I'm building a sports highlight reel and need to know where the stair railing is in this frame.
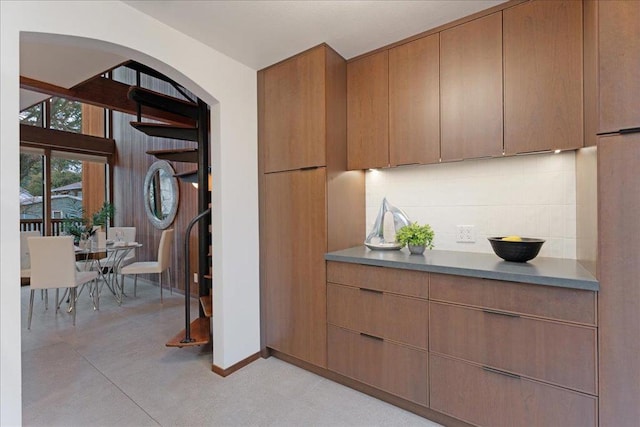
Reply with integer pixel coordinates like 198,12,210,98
181,207,212,343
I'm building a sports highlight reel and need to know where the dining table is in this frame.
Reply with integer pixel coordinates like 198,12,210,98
75,241,142,308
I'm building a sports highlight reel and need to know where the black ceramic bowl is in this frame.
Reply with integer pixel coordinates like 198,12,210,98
488,237,545,262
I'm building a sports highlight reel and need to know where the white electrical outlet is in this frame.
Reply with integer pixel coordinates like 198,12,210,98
193,273,198,283
456,225,475,243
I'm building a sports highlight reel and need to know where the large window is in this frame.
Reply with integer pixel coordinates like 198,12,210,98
19,97,109,235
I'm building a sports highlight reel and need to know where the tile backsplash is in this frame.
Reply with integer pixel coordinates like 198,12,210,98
366,151,577,259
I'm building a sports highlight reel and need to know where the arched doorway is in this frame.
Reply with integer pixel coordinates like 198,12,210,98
1,3,260,423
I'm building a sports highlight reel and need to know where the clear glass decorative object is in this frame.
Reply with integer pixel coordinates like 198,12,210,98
365,197,411,250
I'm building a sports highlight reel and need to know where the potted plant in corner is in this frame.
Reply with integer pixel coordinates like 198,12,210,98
396,222,435,255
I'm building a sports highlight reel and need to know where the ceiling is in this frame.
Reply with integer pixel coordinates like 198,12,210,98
124,0,506,70
20,35,127,110
20,0,505,109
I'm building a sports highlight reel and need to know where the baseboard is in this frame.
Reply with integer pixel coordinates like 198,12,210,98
212,352,261,377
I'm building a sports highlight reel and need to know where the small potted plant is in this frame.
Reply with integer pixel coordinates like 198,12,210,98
396,222,435,255
63,202,115,245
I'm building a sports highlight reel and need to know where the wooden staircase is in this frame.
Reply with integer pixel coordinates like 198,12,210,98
131,122,198,142
146,148,198,164
166,296,212,347
126,62,212,348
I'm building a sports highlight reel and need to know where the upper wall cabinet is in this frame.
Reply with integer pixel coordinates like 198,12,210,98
263,46,326,173
389,34,440,166
503,0,583,154
347,50,389,170
596,1,640,134
440,12,503,161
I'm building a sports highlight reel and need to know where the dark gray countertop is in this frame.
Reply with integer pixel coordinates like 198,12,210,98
325,246,599,291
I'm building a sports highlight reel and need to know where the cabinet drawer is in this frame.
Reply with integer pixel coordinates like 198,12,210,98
430,302,597,394
430,273,596,325
327,262,428,299
327,283,428,349
328,325,428,406
430,354,597,427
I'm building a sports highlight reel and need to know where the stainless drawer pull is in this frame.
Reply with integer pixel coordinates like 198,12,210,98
359,287,383,294
482,308,520,318
482,366,521,380
360,332,383,341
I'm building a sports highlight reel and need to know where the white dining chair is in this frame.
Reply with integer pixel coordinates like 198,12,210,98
20,230,40,284
27,236,99,329
97,227,137,286
121,228,174,302
105,227,137,265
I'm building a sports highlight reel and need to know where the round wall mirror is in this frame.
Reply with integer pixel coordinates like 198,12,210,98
143,160,179,229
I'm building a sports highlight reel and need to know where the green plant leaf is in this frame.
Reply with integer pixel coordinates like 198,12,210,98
396,222,435,249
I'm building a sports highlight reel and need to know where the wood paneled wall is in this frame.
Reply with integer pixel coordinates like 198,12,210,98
111,70,201,295
81,104,106,215
112,110,199,294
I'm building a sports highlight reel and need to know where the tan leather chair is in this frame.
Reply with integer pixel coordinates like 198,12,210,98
27,236,98,329
120,228,174,302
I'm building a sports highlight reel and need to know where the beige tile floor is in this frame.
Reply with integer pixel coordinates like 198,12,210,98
21,280,441,426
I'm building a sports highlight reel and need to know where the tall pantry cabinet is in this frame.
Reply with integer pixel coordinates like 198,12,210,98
587,1,640,426
258,44,365,367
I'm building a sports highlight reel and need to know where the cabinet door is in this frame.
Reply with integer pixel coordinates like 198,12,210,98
504,0,583,154
430,302,597,394
328,325,428,406
347,51,389,170
389,34,440,166
598,1,640,133
440,12,503,161
327,283,429,350
264,168,328,367
263,46,326,172
430,355,597,427
429,273,597,326
598,133,640,426
327,261,428,299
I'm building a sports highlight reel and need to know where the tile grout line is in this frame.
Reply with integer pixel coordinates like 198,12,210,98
74,348,162,426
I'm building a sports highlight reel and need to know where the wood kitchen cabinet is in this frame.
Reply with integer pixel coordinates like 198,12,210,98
327,283,429,350
430,354,597,427
347,50,389,170
389,34,440,166
326,260,600,425
328,325,428,406
429,273,599,426
429,273,597,325
585,0,640,139
263,168,328,366
596,0,640,134
326,262,429,406
259,44,365,368
598,132,640,427
430,302,597,394
262,45,326,173
503,0,583,154
440,12,503,161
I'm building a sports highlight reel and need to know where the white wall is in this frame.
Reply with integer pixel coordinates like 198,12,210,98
0,2,260,424
366,152,577,259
